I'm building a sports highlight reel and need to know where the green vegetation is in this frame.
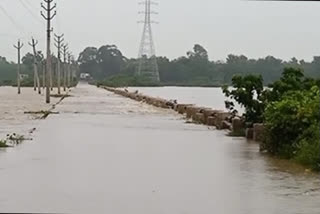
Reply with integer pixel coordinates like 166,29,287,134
98,74,160,87
78,44,320,87
0,56,17,86
223,68,320,170
222,74,265,124
264,85,319,170
0,140,9,148
0,52,43,86
0,134,26,147
0,51,78,87
2,43,320,87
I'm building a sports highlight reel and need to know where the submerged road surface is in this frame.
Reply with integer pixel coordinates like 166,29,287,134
0,84,319,214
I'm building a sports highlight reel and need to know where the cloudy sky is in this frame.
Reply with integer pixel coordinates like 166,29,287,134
1,0,320,62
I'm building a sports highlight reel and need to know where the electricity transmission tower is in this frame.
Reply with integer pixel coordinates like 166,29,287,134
41,0,56,103
137,0,160,82
54,33,64,95
13,40,23,94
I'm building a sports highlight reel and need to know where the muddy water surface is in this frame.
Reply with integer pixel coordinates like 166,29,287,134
0,84,319,214
129,86,244,113
0,87,61,139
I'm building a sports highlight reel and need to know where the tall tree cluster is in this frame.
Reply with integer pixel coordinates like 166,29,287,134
78,45,126,80
2,44,319,86
78,44,320,85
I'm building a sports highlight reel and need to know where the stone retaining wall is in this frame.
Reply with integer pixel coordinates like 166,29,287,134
101,86,265,144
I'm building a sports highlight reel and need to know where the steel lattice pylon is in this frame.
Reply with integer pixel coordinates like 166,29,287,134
137,0,160,82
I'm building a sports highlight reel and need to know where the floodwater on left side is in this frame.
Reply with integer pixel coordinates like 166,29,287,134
0,87,64,139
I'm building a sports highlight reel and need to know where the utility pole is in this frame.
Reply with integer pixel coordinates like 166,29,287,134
54,33,64,95
29,38,41,94
67,52,71,88
41,0,56,103
42,61,46,90
50,58,53,91
71,56,77,84
62,44,68,91
13,40,23,95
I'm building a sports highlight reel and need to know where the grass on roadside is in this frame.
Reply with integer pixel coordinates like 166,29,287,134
0,140,9,148
0,133,26,148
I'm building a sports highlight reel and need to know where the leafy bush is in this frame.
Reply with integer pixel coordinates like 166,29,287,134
264,87,319,158
295,123,320,170
98,74,160,87
223,68,316,125
222,74,265,125
265,67,315,102
225,67,320,170
0,140,9,148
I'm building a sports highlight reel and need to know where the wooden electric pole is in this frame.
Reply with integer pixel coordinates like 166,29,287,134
41,0,56,103
13,40,23,95
54,33,64,95
62,44,68,91
71,56,76,85
29,38,41,94
67,52,71,88
42,61,46,90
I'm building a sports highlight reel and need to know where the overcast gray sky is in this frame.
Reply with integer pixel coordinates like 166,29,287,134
1,0,320,62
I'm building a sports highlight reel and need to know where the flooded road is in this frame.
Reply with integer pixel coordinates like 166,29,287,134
0,84,319,213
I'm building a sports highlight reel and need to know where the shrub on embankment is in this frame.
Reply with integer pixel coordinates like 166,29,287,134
223,67,320,170
97,74,161,87
264,86,319,170
97,73,224,88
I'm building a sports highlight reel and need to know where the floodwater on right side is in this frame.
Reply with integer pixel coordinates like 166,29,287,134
129,86,320,212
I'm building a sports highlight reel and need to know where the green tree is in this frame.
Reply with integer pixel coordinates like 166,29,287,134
96,45,125,78
0,56,16,85
78,47,100,79
222,74,265,124
264,86,319,163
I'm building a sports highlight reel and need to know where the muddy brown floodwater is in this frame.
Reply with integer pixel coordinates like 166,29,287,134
0,87,62,139
0,83,319,214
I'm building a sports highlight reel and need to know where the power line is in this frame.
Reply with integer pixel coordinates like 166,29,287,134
0,4,25,33
18,0,43,25
25,0,35,6
0,33,20,38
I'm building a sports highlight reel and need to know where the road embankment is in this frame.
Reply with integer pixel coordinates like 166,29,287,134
100,86,266,144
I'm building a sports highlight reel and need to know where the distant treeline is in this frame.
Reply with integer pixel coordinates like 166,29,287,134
0,52,68,86
0,53,44,86
78,44,320,86
0,56,16,85
1,44,320,86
